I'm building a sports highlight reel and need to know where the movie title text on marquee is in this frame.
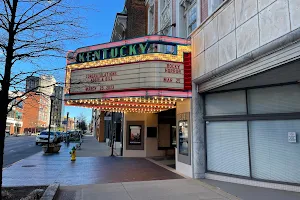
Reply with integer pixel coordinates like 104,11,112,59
70,61,185,93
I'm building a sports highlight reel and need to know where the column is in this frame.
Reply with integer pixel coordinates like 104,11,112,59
192,82,206,179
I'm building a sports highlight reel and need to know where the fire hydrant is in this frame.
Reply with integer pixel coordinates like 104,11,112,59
70,147,76,161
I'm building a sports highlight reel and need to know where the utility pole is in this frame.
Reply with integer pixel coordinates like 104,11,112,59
66,112,69,143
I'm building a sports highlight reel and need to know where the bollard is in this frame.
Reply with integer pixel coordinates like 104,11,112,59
70,146,76,161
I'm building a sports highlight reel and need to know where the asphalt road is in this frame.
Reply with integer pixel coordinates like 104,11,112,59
3,136,41,167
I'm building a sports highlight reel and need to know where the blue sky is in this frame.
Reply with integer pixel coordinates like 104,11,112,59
62,0,125,121
35,0,125,121
8,0,125,122
63,0,126,121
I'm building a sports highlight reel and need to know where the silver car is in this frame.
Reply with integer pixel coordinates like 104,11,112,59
36,131,58,145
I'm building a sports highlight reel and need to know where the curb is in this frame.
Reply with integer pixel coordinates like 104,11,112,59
40,183,60,200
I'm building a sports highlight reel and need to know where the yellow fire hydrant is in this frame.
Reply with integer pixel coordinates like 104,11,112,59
70,146,76,161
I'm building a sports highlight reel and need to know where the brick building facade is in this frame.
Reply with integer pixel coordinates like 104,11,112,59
22,92,50,133
125,0,146,39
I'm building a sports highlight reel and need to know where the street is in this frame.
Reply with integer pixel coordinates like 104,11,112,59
3,136,41,167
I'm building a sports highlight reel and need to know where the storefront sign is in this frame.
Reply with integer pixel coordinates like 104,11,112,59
70,61,185,94
76,43,150,63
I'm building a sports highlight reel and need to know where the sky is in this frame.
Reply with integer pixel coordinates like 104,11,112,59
13,0,126,122
62,0,125,121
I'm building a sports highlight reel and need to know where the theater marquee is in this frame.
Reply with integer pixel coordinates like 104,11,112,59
65,35,192,112
70,61,185,94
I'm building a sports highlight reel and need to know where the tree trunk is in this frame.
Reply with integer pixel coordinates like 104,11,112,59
0,97,8,199
0,1,18,198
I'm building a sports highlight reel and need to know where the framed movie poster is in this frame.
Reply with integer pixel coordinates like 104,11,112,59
129,125,142,145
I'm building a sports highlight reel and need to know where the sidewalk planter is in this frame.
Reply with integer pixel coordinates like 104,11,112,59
42,144,62,153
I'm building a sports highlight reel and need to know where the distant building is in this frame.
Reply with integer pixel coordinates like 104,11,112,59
26,75,56,96
63,116,74,132
6,91,24,134
23,75,57,133
22,92,50,133
51,86,64,128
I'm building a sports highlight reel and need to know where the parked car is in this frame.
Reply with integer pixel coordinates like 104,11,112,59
36,131,58,145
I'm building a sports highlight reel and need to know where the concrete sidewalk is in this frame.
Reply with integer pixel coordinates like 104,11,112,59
3,137,183,187
76,136,111,157
202,179,300,200
56,179,240,200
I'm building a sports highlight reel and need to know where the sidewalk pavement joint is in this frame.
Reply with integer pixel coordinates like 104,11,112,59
121,182,134,200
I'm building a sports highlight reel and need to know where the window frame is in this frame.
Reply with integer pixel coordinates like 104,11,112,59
186,3,197,36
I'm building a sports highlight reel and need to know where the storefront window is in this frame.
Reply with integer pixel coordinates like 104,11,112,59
178,120,189,156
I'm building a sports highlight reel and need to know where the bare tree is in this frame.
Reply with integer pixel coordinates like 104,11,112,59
0,0,88,194
76,112,87,131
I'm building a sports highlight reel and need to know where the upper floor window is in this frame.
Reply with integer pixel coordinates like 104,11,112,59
180,0,198,37
208,0,223,16
187,4,197,35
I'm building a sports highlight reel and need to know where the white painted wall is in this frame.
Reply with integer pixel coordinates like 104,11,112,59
145,113,166,157
191,0,300,81
175,147,193,177
176,99,193,178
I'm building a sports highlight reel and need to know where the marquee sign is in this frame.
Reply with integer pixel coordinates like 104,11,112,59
75,41,179,64
76,43,156,63
65,35,192,100
69,61,185,94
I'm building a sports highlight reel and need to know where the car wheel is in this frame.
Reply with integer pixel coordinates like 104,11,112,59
36,142,38,145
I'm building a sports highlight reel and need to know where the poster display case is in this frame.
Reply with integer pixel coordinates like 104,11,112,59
177,112,191,165
129,125,142,145
126,121,144,150
178,121,189,156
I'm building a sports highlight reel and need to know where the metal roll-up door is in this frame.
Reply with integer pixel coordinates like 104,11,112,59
249,120,300,184
207,121,250,177
205,90,247,116
248,84,300,114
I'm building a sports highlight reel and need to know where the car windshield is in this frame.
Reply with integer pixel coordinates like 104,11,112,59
40,132,54,136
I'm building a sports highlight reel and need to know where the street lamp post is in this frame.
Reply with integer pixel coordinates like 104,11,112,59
47,95,55,152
